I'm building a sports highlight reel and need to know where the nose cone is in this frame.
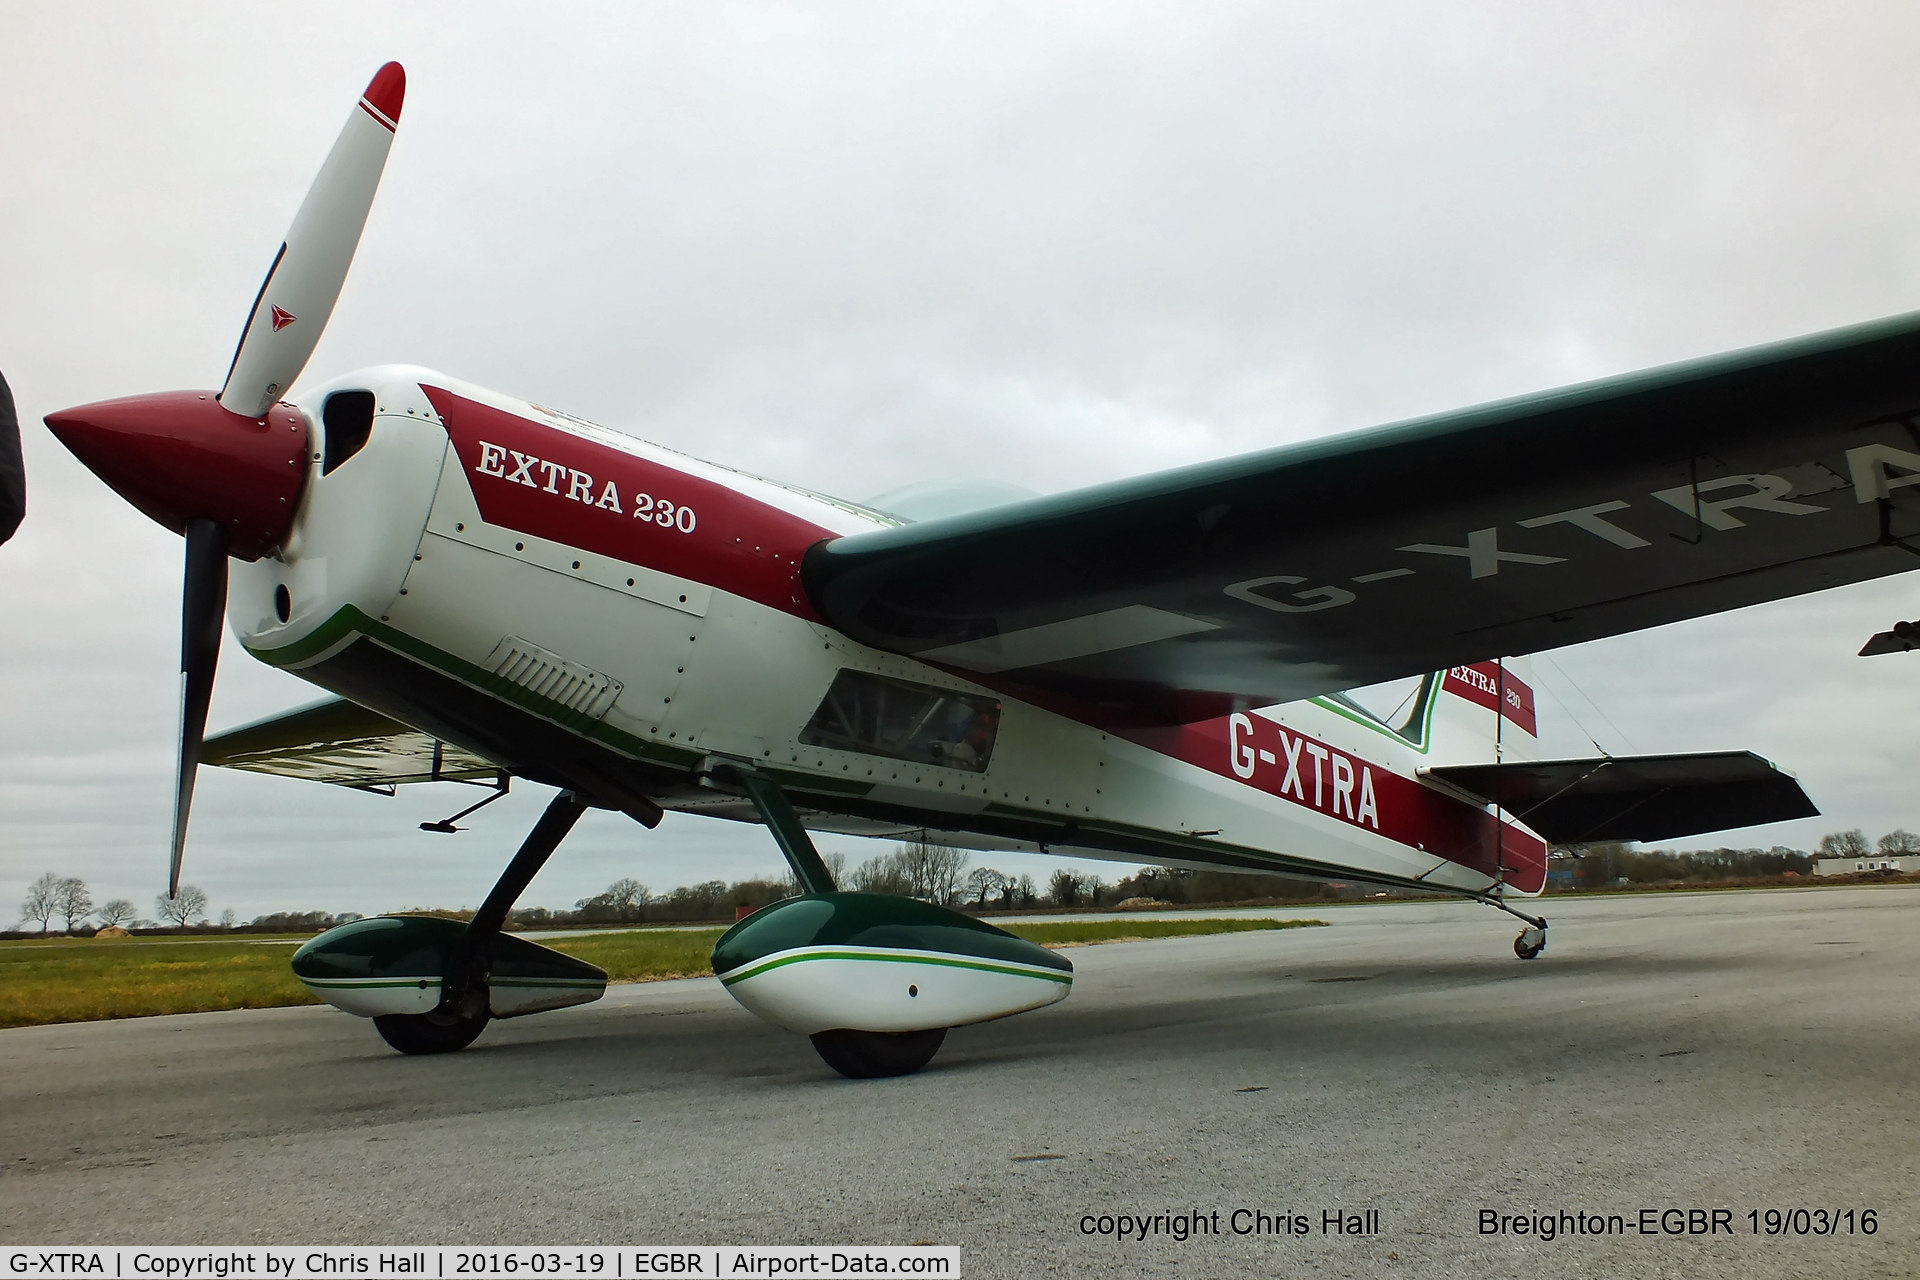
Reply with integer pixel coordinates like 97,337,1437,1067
46,391,308,560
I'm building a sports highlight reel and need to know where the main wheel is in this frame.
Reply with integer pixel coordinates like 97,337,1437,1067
810,1027,947,1079
373,1010,488,1055
1514,934,1545,960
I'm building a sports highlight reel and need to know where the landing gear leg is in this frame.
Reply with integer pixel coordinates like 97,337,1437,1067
703,762,948,1079
702,761,837,894
1477,892,1548,961
375,789,591,1056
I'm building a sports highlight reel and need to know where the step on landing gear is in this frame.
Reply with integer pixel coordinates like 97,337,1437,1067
376,789,591,1055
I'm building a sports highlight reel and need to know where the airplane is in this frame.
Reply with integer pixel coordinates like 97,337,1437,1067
42,62,1920,1078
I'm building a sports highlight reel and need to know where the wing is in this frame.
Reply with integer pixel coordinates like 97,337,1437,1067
804,313,1920,721
202,697,502,791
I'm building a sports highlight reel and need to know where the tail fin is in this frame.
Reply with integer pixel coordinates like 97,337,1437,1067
1426,657,1539,767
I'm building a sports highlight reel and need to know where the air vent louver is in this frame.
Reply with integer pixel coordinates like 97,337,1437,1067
484,636,623,721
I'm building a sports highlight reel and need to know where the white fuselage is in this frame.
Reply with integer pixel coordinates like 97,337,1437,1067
231,366,1547,897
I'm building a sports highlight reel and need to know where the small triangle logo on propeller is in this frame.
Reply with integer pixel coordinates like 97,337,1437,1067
269,305,297,332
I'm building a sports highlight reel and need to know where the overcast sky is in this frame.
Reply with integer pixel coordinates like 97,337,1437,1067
5,2,1920,922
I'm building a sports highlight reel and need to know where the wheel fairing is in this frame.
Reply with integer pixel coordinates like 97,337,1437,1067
712,892,1072,975
712,893,1071,1035
292,915,606,1018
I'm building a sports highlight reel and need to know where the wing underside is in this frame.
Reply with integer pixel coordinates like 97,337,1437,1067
202,696,501,790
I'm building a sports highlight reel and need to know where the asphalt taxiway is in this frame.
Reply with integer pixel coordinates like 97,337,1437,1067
3,886,1916,1279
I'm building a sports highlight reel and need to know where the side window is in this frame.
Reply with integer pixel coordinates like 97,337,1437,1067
322,390,376,474
800,670,1000,773
1324,673,1438,747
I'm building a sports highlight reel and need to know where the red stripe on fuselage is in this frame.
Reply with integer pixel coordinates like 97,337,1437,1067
1126,713,1548,893
422,386,832,620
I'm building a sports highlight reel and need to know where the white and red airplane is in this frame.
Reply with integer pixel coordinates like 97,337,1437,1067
44,64,1920,1076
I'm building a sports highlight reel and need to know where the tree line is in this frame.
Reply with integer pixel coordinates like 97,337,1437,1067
17,827,1919,936
1815,829,1919,859
1561,829,1919,888
550,844,1348,926
9,873,363,936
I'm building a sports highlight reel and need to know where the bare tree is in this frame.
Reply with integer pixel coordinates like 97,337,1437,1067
606,877,651,909
155,885,210,928
896,840,968,904
54,878,93,933
19,872,61,933
928,846,969,904
1819,830,1872,859
219,908,237,929
966,866,1008,906
95,899,136,929
1878,829,1920,855
575,877,653,923
1048,869,1082,908
851,851,912,895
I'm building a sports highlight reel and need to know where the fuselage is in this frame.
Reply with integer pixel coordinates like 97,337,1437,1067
231,365,1548,897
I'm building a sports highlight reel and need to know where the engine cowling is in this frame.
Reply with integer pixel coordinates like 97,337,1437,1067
292,915,606,1018
711,893,1072,1035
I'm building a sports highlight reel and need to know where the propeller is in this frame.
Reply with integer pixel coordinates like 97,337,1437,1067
45,63,407,894
222,61,406,417
173,518,230,895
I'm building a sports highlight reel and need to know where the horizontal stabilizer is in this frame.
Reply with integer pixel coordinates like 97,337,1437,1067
1859,620,1919,656
1422,751,1817,844
203,697,500,790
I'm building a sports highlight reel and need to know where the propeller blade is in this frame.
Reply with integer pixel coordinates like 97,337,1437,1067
171,518,231,896
0,368,23,546
219,62,406,418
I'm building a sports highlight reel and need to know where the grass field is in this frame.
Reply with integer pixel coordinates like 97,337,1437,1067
0,937,315,1028
0,914,1326,1029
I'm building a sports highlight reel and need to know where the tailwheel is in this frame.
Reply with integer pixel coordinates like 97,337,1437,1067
1513,925,1547,961
810,1027,947,1079
374,1010,488,1055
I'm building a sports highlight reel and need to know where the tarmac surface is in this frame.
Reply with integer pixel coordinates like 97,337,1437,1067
2,886,1916,1279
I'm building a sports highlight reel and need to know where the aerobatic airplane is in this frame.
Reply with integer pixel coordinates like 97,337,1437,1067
44,63,1920,1076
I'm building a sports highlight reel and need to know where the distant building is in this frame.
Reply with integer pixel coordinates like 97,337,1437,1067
1814,855,1920,877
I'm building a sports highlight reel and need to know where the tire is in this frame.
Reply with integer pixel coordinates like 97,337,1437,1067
373,1010,488,1055
1514,935,1544,961
810,1027,947,1079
